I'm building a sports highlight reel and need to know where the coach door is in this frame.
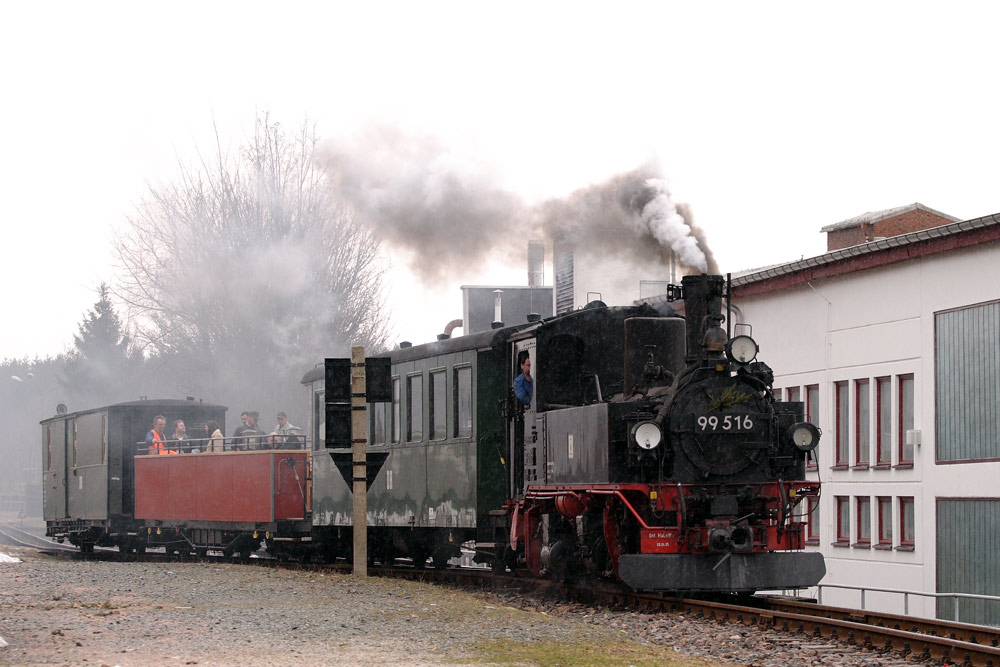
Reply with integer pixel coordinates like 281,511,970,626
42,419,69,520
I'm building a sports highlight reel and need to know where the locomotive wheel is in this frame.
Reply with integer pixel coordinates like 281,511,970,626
432,549,450,570
118,545,129,555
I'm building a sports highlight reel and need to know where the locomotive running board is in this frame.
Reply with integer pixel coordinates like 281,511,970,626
618,552,826,592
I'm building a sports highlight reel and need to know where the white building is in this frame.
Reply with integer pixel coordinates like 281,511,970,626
730,209,1000,624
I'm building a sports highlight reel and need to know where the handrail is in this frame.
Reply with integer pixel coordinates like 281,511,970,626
136,434,309,454
815,582,1000,626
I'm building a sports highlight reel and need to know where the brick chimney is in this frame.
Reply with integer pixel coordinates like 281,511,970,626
820,203,959,252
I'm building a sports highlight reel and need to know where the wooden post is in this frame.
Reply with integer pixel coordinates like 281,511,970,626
351,345,368,576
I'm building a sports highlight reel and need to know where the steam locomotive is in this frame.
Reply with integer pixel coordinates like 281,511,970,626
41,273,824,592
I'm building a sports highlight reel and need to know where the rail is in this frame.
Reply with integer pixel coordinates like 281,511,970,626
815,582,1000,626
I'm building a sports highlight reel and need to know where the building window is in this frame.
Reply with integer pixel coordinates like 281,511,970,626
855,496,871,546
454,366,472,438
787,386,800,403
835,496,850,545
429,370,446,441
898,374,914,464
899,496,915,549
877,496,893,547
391,378,400,443
806,496,820,544
806,385,819,469
855,379,870,467
834,381,848,467
876,376,892,466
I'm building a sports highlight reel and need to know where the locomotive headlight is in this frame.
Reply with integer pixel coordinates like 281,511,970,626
788,422,821,452
726,335,759,363
631,421,662,450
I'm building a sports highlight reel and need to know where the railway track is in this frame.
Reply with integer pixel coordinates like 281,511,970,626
0,522,76,555
7,530,996,665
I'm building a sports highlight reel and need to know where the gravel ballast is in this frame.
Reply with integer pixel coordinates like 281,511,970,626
0,549,917,666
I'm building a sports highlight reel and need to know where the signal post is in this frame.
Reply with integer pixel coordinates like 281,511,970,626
350,346,368,577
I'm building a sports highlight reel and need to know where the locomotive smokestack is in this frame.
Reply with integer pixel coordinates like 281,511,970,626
680,274,726,362
528,240,544,287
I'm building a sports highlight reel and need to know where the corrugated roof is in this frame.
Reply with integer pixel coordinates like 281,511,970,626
819,202,959,233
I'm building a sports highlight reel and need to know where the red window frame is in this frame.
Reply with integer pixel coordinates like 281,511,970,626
806,384,819,469
855,379,870,467
855,496,871,546
787,386,801,403
806,496,820,544
835,496,850,545
834,381,849,467
875,376,892,466
877,496,893,547
898,374,914,465
899,496,915,548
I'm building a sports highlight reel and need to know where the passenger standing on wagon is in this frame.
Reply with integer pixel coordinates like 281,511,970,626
232,411,251,450
244,411,265,449
144,415,177,455
514,351,533,407
203,421,224,453
171,420,192,453
270,411,301,448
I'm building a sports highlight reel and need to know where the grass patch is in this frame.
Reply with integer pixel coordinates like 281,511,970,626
465,638,724,666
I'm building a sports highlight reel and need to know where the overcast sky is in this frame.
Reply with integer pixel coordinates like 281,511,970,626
2,1,998,359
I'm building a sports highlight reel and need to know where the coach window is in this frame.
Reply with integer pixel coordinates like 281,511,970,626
372,401,386,445
898,497,915,551
46,424,52,471
102,415,108,464
897,374,914,466
429,370,446,441
834,496,849,547
407,374,423,442
855,379,870,468
454,366,472,438
72,419,78,468
391,377,400,443
833,381,848,469
875,377,892,467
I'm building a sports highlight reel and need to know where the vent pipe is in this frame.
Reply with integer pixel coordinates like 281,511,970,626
528,240,544,287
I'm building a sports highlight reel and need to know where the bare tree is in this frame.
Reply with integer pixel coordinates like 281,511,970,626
114,114,389,415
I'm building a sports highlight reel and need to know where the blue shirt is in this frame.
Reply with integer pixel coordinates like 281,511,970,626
514,373,533,406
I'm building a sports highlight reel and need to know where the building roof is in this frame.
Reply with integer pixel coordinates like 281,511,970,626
731,211,1000,297
819,203,960,233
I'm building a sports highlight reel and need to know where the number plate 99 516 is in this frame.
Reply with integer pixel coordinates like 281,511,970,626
696,414,755,432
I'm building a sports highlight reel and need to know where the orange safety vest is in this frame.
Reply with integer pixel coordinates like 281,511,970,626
148,429,178,455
